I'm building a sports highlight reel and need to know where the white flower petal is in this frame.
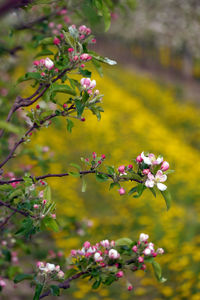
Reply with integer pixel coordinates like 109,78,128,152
157,183,167,191
145,179,155,188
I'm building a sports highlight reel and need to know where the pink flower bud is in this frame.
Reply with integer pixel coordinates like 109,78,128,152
63,103,68,109
161,161,169,171
128,164,133,169
118,165,125,173
36,104,40,109
51,214,56,219
73,55,79,62
142,169,150,175
33,204,39,209
80,34,85,40
141,264,146,270
42,199,47,205
48,22,55,28
57,251,63,257
71,250,77,256
152,252,157,257
127,284,133,291
83,241,91,249
57,24,62,30
110,240,115,247
54,68,59,72
136,154,143,163
53,37,60,45
33,60,40,66
55,265,60,272
98,160,101,164
81,117,85,122
132,245,138,253
0,280,6,288
68,48,74,52
92,152,96,159
101,154,106,159
116,271,124,278
118,187,125,195
91,38,96,43
80,64,85,68
57,270,65,279
138,256,144,263
59,9,67,15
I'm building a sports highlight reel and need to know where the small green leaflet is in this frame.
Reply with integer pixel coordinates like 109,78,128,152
96,172,108,182
0,121,21,134
152,261,167,283
109,182,120,190
66,119,74,133
81,177,87,192
14,273,34,283
17,72,41,84
70,163,81,170
115,238,133,247
69,171,80,178
75,99,85,117
43,186,51,202
161,189,172,210
33,283,43,300
50,285,60,296
51,83,76,96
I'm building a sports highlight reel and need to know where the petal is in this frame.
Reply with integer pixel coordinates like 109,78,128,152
157,183,167,191
148,173,155,181
145,180,155,188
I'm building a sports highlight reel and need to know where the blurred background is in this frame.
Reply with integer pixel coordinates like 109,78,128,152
0,0,200,299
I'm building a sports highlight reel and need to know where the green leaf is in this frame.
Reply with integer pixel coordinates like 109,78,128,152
152,261,167,283
39,37,54,45
96,172,108,182
102,2,111,31
35,49,54,58
65,268,78,278
17,72,41,84
115,238,133,247
92,279,101,289
133,184,146,198
128,186,137,196
66,119,74,133
149,187,156,198
0,121,21,134
33,283,43,300
109,182,120,190
51,83,76,96
14,273,34,283
81,177,87,192
41,216,59,232
43,186,51,202
70,163,81,170
63,31,76,48
50,285,60,296
79,69,92,77
69,171,80,178
92,59,103,77
106,166,115,175
161,190,171,210
90,52,117,65
75,99,85,118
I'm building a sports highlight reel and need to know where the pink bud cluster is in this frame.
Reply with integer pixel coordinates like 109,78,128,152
36,262,64,279
4,172,20,188
132,233,164,271
136,152,170,191
80,78,100,96
117,164,133,195
84,152,106,167
33,58,59,77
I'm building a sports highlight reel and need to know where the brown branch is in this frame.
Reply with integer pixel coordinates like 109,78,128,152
0,200,35,218
0,170,143,185
0,211,15,230
0,105,76,169
40,271,87,299
0,0,34,18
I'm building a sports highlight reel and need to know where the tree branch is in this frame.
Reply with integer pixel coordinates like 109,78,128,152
0,0,34,18
0,170,143,185
0,105,76,169
0,200,35,218
0,211,15,230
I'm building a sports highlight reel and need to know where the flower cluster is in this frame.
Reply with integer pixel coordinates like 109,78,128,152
83,152,106,168
80,78,97,94
33,57,58,77
132,233,164,270
137,152,170,191
36,262,64,279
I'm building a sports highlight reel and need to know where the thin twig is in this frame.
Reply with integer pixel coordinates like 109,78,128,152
0,200,35,218
0,211,15,230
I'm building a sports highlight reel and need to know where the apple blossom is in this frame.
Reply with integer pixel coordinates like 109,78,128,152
94,252,103,262
143,248,151,256
141,152,163,165
44,58,54,70
138,256,144,263
132,245,138,252
127,284,133,291
136,154,143,163
57,271,65,279
116,271,124,278
118,165,125,173
108,249,119,259
139,233,149,242
145,170,167,191
156,248,165,254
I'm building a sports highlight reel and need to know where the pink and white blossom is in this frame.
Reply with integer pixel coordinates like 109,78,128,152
141,152,163,165
108,249,119,259
139,233,149,242
145,170,167,191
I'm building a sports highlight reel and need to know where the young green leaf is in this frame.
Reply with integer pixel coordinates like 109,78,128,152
161,189,172,210
81,177,87,192
33,283,43,300
50,285,60,296
66,119,74,133
115,237,133,247
96,172,108,182
14,273,34,283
